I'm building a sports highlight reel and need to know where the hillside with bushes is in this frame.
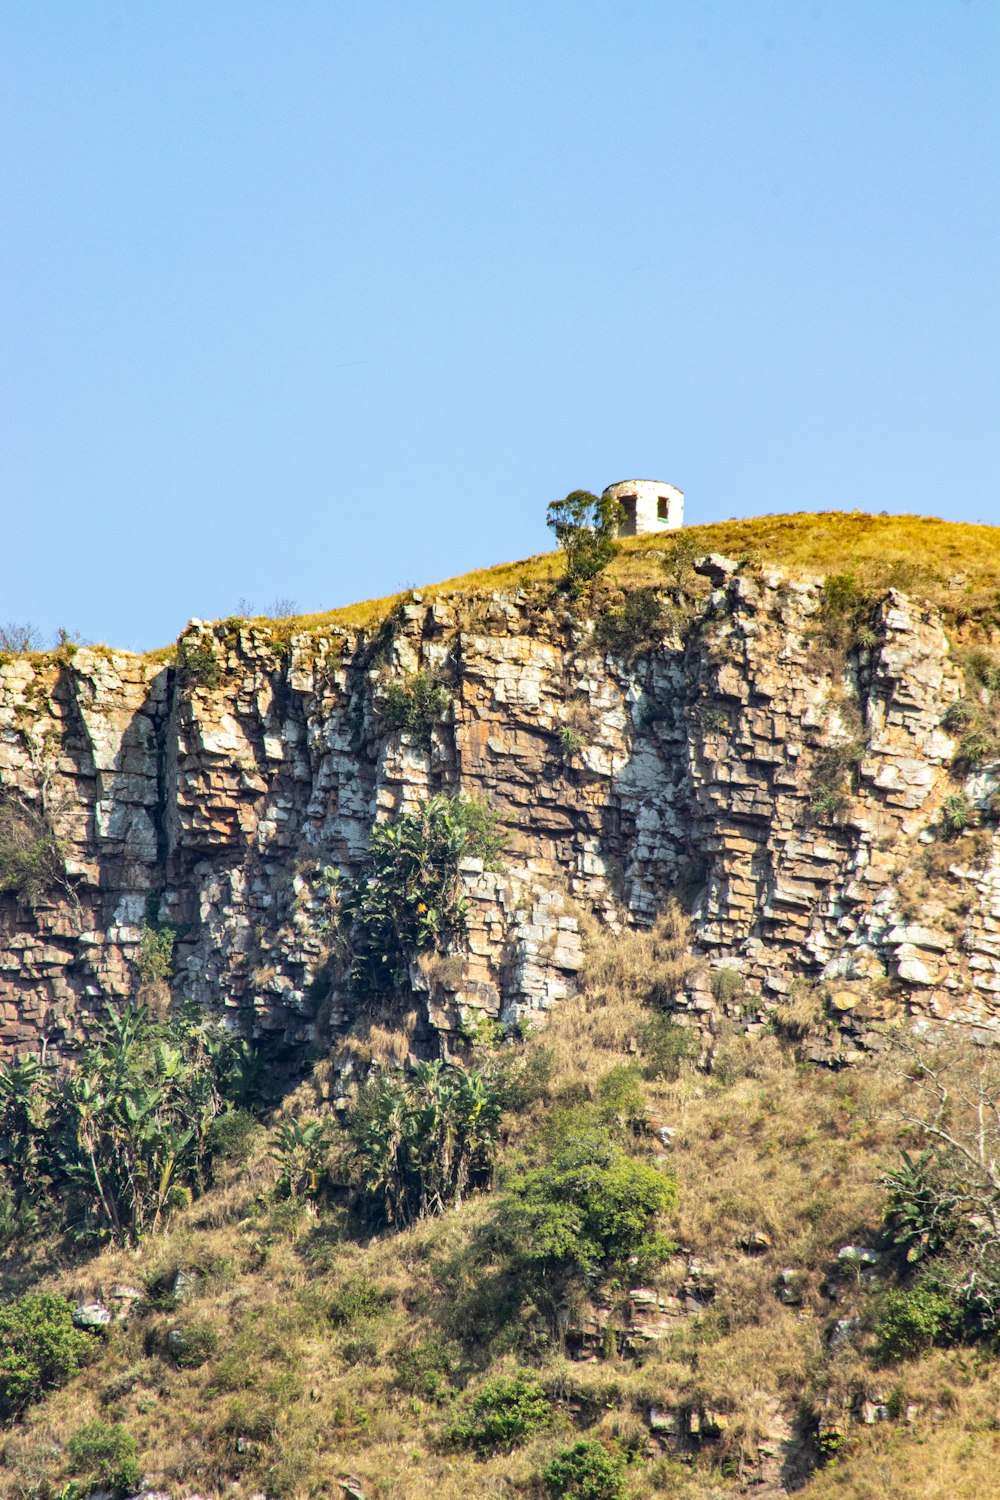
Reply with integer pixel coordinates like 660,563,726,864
5,922,1000,1498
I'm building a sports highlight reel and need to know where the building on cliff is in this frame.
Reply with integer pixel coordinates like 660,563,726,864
604,478,684,537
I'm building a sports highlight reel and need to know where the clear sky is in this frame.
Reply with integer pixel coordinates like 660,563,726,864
2,2,998,651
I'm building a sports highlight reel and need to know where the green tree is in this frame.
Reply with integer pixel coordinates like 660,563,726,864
0,1003,261,1245
541,1440,625,1500
486,1117,676,1321
0,1292,92,1418
546,490,623,586
882,1148,959,1265
447,1370,553,1454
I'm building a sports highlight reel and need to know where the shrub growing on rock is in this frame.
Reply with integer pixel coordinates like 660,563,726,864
943,649,1000,770
0,796,65,908
339,794,504,996
135,920,176,983
376,669,451,749
175,634,222,688
817,573,878,653
0,621,43,653
594,588,666,658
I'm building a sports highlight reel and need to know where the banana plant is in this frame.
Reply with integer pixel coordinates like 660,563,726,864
269,1118,332,1199
348,1058,507,1226
0,1054,55,1197
2,1001,264,1246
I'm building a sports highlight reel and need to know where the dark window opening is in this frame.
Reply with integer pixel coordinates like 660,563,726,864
620,495,637,531
657,496,670,521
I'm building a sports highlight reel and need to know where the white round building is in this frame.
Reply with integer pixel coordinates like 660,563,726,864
603,479,684,537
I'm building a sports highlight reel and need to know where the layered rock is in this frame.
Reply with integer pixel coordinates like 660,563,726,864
1,561,998,1064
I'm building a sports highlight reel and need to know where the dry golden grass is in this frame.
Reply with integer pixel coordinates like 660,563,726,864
220,512,1000,663
265,510,1000,653
895,826,993,932
4,509,981,665
799,1381,1000,1500
524,904,694,1096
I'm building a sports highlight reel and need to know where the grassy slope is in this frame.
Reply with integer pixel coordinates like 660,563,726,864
4,925,1000,1499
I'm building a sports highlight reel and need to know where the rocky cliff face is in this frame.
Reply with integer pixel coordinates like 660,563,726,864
2,556,998,1067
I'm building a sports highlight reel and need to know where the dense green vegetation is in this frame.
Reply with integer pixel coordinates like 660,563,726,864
0,1004,261,1246
346,1058,508,1226
446,1369,553,1454
0,1293,92,1419
485,1084,677,1326
66,1419,141,1495
542,1440,626,1500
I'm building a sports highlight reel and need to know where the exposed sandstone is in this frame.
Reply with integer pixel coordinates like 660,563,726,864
1,565,997,1065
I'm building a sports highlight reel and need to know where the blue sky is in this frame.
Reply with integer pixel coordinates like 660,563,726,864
2,2,998,650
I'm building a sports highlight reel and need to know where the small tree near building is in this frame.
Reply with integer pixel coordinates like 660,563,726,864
546,490,624,586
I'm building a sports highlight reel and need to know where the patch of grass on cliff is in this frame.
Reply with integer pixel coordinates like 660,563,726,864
0,797,65,907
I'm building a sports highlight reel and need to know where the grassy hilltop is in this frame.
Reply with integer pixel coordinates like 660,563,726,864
253,508,1000,642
